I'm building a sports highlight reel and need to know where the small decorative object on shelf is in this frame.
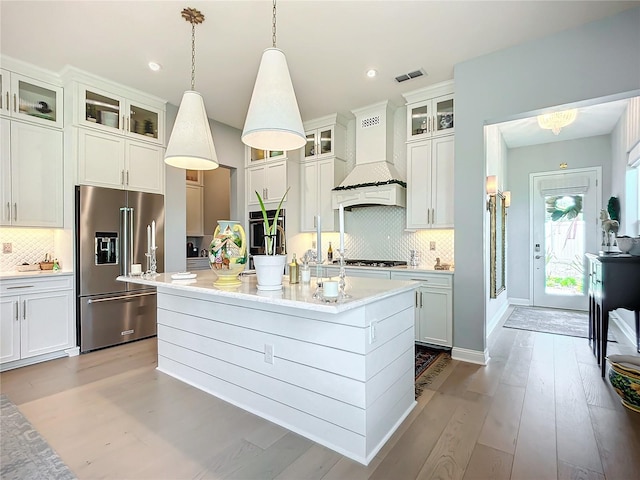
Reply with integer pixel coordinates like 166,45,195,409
289,253,299,284
327,242,333,262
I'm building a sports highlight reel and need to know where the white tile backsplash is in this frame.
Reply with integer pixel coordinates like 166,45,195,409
0,228,56,271
287,206,454,268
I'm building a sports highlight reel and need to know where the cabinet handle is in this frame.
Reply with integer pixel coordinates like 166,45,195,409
314,216,317,228
420,292,423,308
427,209,430,224
126,170,129,185
415,291,419,308
121,170,125,186
126,116,129,132
14,301,19,322
6,285,34,289
6,202,9,221
13,203,17,221
22,300,26,320
4,92,8,111
122,115,126,131
431,208,435,225
13,93,17,112
433,115,437,132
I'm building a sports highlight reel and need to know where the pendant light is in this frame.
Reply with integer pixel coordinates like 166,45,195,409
165,7,218,170
242,0,305,151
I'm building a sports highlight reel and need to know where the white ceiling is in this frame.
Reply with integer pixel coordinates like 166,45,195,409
1,1,637,136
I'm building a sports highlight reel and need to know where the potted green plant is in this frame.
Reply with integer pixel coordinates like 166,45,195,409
252,188,289,290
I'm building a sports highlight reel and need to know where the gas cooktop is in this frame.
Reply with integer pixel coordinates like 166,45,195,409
334,259,408,268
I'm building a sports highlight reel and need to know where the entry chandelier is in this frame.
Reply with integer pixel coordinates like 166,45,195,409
537,109,578,136
242,0,305,151
165,7,218,170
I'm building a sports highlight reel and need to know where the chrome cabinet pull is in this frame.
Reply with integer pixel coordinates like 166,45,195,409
22,300,26,320
14,301,18,321
5,92,9,111
420,292,423,308
121,170,125,186
6,285,34,289
13,203,17,221
432,208,435,224
87,291,155,304
126,170,129,185
13,93,17,112
122,115,125,130
6,202,9,221
415,291,419,308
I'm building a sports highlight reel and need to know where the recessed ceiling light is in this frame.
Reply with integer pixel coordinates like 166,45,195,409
148,62,162,72
366,69,378,78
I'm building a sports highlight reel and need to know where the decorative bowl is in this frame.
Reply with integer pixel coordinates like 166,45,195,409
607,355,640,412
617,236,634,254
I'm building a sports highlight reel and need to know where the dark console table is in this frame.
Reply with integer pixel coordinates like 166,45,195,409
586,253,640,377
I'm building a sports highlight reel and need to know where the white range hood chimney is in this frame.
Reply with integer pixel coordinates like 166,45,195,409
332,101,406,209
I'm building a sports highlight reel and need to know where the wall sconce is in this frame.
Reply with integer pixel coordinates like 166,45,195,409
503,191,511,208
486,175,497,210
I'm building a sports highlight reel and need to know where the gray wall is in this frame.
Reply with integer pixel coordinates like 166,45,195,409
506,136,612,301
453,7,640,354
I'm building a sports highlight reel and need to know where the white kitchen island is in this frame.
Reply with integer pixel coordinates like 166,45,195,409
118,270,417,465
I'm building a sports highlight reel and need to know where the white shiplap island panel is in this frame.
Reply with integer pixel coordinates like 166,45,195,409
118,271,418,465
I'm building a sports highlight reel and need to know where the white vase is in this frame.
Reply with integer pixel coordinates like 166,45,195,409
253,255,287,290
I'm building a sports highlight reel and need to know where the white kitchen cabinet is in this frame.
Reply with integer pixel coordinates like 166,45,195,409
302,114,347,161
301,157,346,232
406,136,454,229
245,147,286,167
390,271,452,347
403,81,454,142
0,275,75,370
0,118,64,227
76,83,164,145
247,160,288,206
77,128,164,194
186,184,204,236
187,257,210,271
0,68,64,128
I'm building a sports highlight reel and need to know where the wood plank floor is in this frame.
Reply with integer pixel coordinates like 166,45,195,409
1,309,639,480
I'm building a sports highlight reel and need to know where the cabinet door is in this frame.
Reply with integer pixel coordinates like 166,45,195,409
318,158,337,231
10,121,64,227
0,118,10,225
432,94,455,137
127,101,163,144
79,84,124,133
417,287,452,347
264,161,287,202
126,141,164,194
78,128,125,189
407,99,433,141
9,72,63,128
186,185,204,236
21,290,73,359
301,162,319,232
0,69,11,116
0,296,21,363
430,136,454,228
406,140,431,229
304,130,318,160
247,166,265,206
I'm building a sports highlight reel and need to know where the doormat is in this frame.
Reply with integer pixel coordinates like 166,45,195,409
415,345,451,398
504,306,616,342
0,394,76,480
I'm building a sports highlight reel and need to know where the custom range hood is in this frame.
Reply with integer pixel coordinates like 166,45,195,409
332,101,406,209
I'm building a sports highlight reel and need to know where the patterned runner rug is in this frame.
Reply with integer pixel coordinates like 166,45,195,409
504,306,616,341
415,345,451,398
1,394,76,480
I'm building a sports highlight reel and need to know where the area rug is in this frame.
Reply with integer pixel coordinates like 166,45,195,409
415,345,451,398
0,394,76,480
504,306,615,341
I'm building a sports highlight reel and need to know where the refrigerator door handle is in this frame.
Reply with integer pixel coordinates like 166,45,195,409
120,207,134,276
87,291,155,304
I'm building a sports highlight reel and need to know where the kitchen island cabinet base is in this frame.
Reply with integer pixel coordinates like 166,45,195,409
153,282,416,465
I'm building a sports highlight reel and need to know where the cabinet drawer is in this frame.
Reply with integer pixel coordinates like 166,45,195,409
390,271,452,288
1,275,72,295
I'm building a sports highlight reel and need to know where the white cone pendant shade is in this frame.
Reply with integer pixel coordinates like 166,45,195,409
165,90,219,170
242,48,306,151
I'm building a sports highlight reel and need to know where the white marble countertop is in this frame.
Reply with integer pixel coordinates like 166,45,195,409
118,270,418,313
0,270,73,280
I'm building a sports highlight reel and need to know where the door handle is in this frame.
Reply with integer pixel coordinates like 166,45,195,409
22,300,26,320
431,208,435,224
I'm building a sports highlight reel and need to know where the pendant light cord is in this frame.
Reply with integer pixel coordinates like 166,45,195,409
191,20,196,90
272,0,277,48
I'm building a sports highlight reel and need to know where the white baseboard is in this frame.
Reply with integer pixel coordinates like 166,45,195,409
487,301,510,337
610,311,637,348
452,347,489,365
509,297,530,306
65,346,80,357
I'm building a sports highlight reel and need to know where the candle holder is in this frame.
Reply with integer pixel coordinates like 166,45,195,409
312,259,324,299
144,246,158,278
337,249,350,298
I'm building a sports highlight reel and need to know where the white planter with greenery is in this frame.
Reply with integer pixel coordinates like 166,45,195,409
253,188,289,290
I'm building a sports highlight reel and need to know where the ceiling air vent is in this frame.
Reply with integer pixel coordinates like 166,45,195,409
395,69,426,83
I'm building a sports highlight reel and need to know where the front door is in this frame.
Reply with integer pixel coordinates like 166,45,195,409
532,169,600,310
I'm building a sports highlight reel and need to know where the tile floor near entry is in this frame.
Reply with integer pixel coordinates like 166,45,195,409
1,308,639,479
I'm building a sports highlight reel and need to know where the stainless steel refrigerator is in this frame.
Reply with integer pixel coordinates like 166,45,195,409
75,185,164,353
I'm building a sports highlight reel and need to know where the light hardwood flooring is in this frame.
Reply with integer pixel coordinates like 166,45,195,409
1,310,639,480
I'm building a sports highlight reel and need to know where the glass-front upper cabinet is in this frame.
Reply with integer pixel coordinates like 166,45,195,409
0,69,63,128
406,92,454,141
304,126,334,160
78,84,163,145
246,147,286,166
